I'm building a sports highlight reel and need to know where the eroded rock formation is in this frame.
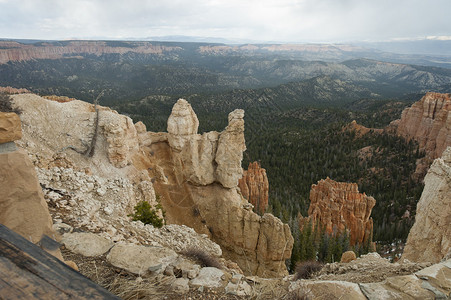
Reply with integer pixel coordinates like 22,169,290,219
167,99,246,188
401,147,451,263
238,162,269,214
301,177,376,245
389,92,451,160
12,94,293,277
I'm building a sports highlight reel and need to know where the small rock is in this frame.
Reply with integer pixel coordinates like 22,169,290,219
190,267,225,288
172,278,190,294
341,251,357,263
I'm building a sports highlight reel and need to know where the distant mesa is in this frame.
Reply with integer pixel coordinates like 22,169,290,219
0,40,182,64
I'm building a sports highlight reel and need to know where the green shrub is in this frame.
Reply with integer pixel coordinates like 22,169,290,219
129,200,164,228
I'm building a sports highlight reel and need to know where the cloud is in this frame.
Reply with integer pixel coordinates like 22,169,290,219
0,0,450,42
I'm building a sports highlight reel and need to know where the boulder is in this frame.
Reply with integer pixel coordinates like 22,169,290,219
415,259,451,294
402,147,451,263
62,232,113,257
189,267,225,288
171,278,190,294
0,148,56,246
225,280,252,296
341,251,357,263
106,243,177,275
0,112,21,144
238,161,269,214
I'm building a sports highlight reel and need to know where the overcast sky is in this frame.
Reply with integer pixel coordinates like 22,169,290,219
1,0,450,43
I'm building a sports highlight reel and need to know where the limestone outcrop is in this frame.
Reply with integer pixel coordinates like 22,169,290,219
215,109,246,188
390,92,451,160
12,94,293,277
301,177,376,245
401,147,451,263
188,184,293,277
238,162,269,214
167,99,245,188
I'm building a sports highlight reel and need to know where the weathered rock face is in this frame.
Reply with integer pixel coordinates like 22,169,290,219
0,112,22,143
238,162,269,214
401,147,451,263
167,99,200,151
391,92,451,160
12,94,293,278
188,184,293,277
215,109,246,188
0,113,61,259
301,177,376,245
166,99,245,188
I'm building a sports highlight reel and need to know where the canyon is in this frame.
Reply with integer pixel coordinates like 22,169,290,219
1,91,450,298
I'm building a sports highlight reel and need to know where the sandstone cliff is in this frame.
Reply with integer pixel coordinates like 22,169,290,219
0,41,181,64
11,94,293,277
0,111,62,259
390,92,451,159
238,162,269,214
343,120,383,137
401,147,451,263
301,177,376,246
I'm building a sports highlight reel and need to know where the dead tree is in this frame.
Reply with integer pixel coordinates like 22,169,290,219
59,91,104,157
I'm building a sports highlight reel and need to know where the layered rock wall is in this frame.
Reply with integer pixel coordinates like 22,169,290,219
401,147,451,263
390,92,451,160
0,41,181,64
238,162,269,214
302,177,376,245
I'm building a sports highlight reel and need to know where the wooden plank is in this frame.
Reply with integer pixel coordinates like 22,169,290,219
0,224,120,299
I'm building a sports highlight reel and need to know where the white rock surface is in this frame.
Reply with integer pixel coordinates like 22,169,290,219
402,147,451,263
171,277,190,294
62,232,113,257
190,267,225,288
106,243,177,275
